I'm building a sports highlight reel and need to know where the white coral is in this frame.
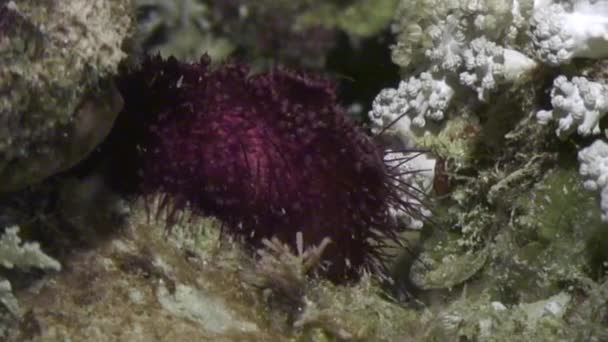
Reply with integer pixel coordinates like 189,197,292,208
369,87,412,140
384,151,436,229
369,72,455,139
391,0,531,69
531,0,608,66
425,15,466,71
0,226,61,271
459,37,537,101
536,75,608,138
409,73,455,126
377,0,550,142
0,226,61,316
578,139,608,221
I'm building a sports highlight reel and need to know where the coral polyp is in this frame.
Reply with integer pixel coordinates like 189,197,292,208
118,55,424,281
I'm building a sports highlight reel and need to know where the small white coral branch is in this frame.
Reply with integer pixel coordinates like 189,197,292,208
425,15,465,71
384,151,436,229
0,226,61,271
537,75,608,138
531,0,608,66
408,72,455,127
369,87,412,138
0,226,61,316
459,37,537,101
0,279,19,318
578,139,608,221
369,72,455,140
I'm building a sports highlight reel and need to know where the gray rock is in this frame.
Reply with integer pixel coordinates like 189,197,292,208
0,0,134,191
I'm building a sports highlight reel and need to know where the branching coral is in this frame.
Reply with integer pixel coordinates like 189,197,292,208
390,0,532,71
531,0,608,66
375,0,608,223
578,139,608,221
459,37,538,101
374,0,540,133
537,75,608,138
0,226,61,317
377,1,608,318
382,0,608,135
370,72,455,136
392,0,608,71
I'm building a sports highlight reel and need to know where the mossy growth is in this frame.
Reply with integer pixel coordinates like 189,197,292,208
516,167,606,275
131,196,427,341
290,276,422,341
296,0,399,38
422,277,608,341
410,114,482,169
473,165,607,304
134,0,234,62
423,292,576,341
400,71,605,307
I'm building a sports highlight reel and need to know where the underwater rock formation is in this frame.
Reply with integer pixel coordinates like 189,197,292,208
372,0,608,339
0,0,133,191
0,0,607,341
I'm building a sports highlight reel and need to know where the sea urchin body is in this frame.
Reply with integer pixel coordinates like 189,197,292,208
120,56,423,281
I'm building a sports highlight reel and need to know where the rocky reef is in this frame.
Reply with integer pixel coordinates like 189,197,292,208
0,0,607,341
0,0,133,192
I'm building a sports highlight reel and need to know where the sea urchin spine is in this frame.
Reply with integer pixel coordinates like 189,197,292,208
117,55,428,282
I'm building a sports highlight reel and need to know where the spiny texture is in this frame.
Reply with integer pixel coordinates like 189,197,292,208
119,56,418,281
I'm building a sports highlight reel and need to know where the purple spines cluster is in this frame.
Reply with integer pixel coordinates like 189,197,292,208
123,55,408,281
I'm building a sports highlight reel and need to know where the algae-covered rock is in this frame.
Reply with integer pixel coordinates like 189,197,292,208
3,198,276,341
410,247,489,290
0,196,426,341
135,0,234,62
0,0,134,191
136,0,399,69
0,226,61,318
295,0,399,38
423,291,599,341
295,276,422,341
482,167,608,302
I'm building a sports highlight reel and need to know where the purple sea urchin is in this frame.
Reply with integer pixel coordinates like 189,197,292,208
119,55,425,282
